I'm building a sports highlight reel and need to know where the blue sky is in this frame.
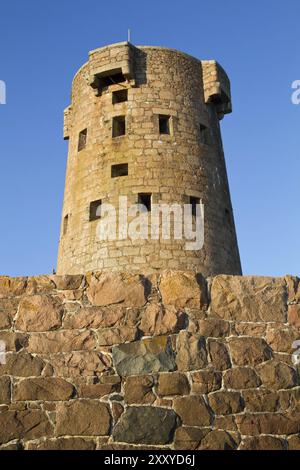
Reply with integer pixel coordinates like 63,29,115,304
0,0,299,277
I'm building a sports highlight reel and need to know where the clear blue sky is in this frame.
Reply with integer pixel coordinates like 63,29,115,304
0,0,299,277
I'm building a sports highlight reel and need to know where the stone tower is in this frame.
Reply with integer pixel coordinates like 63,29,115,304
57,42,242,276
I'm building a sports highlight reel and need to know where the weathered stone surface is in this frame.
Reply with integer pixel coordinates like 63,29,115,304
286,275,300,303
242,389,281,412
0,376,11,404
211,276,287,322
0,331,27,351
112,336,176,376
198,318,230,337
78,382,120,399
208,340,231,370
200,430,238,450
1,352,44,377
159,271,207,309
257,360,298,390
288,434,300,450
97,327,138,346
174,427,209,450
0,298,19,329
240,436,286,450
28,330,96,354
56,401,111,436
0,277,27,299
27,437,96,450
63,305,134,329
0,410,52,444
50,351,110,377
124,375,155,404
13,378,75,401
266,328,299,353
234,322,266,337
236,412,300,435
112,402,124,424
113,406,178,445
208,391,244,415
214,415,237,431
176,331,207,371
51,275,83,291
223,367,261,389
191,369,222,394
16,295,64,332
288,304,300,328
228,337,272,366
156,372,190,396
173,396,212,426
87,273,147,308
140,304,186,336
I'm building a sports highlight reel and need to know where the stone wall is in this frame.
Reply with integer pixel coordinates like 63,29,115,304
0,271,300,450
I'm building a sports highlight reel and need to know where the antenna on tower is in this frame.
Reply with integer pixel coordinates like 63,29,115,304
128,29,131,43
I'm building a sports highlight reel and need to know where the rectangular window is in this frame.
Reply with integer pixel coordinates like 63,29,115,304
89,200,102,221
112,116,126,137
111,163,128,178
138,193,152,212
159,115,171,135
112,89,128,104
63,215,68,235
78,128,87,151
189,196,200,217
200,124,210,145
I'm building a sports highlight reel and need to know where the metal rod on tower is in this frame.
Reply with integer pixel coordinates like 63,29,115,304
128,29,131,43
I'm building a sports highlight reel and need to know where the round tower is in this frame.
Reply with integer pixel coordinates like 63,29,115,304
57,42,242,276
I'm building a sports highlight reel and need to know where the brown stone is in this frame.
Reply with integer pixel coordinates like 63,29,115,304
78,382,120,398
208,391,244,415
242,389,281,412
236,412,300,435
223,367,261,389
124,375,155,404
56,400,111,436
0,331,28,351
0,277,27,299
112,402,124,424
64,305,129,329
228,337,272,366
28,330,96,354
200,430,238,450
175,331,207,371
0,376,11,404
211,276,287,322
173,395,212,426
198,318,230,337
27,437,96,450
156,372,190,396
173,427,210,450
13,378,75,401
208,340,231,371
257,360,298,390
50,351,111,377
25,276,56,295
140,304,186,336
86,272,147,308
51,275,83,290
288,304,300,328
1,352,44,377
191,369,222,394
97,326,138,346
240,436,286,450
266,328,299,353
285,275,300,303
234,322,266,337
0,298,19,329
0,410,52,444
288,434,300,450
214,415,237,431
159,271,207,309
16,295,64,332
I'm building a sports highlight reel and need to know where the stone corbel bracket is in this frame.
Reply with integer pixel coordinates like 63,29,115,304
202,60,232,120
88,42,136,96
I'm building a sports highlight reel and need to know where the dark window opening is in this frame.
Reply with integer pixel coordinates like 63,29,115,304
200,124,210,145
99,72,126,90
89,200,102,221
112,116,126,137
189,196,200,217
112,89,128,104
138,193,152,212
78,128,87,152
159,115,171,135
111,163,128,178
63,215,68,235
